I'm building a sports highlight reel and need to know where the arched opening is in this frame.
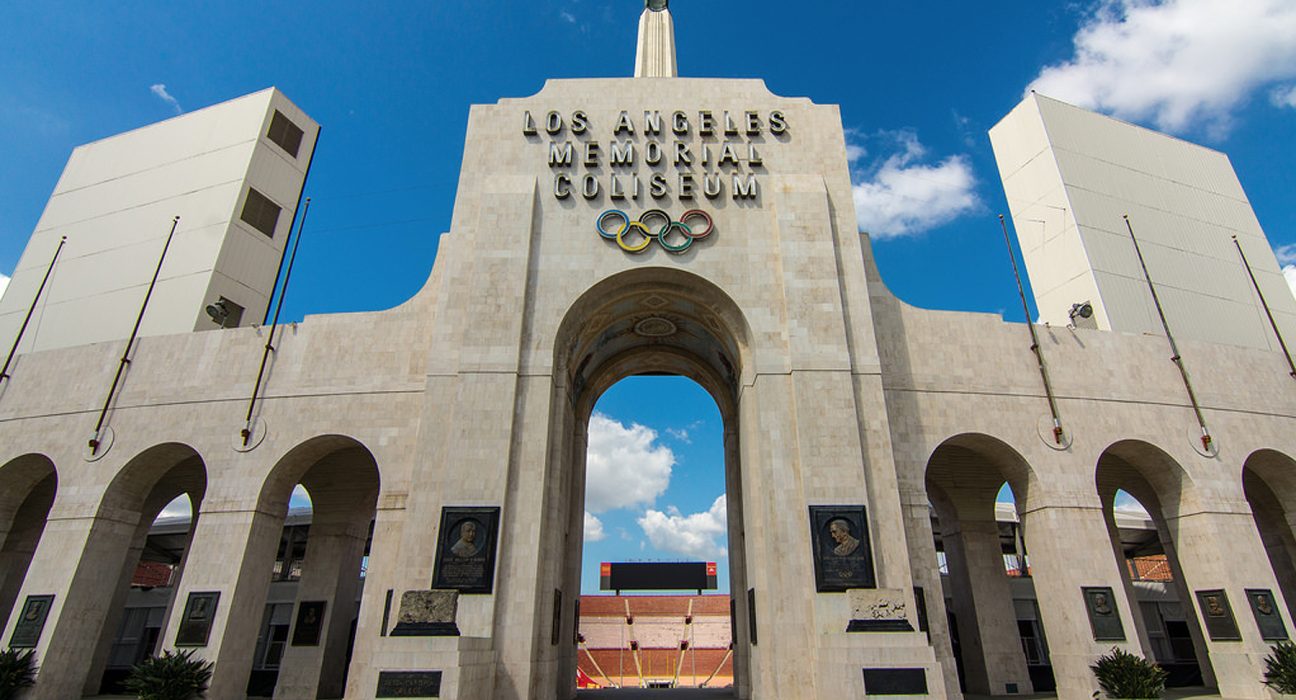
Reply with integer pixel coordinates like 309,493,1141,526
0,454,57,634
84,443,207,696
549,268,752,698
576,376,731,690
1241,449,1296,624
246,436,380,700
1095,440,1213,690
925,434,1052,696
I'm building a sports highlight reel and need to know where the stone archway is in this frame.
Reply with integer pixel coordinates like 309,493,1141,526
0,454,57,634
1094,440,1214,689
546,268,754,699
924,434,1043,697
1241,449,1296,624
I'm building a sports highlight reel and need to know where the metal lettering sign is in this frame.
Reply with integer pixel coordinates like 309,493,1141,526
376,671,442,698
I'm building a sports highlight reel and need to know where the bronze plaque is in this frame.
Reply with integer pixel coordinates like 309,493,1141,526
292,600,327,646
1246,588,1288,641
175,591,220,647
808,505,876,592
376,670,441,697
550,589,563,646
1196,589,1241,641
1082,586,1125,641
9,594,53,648
431,507,500,594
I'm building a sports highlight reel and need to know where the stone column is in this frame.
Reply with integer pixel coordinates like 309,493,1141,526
1023,501,1148,700
901,494,962,700
166,505,285,699
273,512,370,699
938,511,1033,695
10,511,140,700
82,514,154,695
1167,507,1292,699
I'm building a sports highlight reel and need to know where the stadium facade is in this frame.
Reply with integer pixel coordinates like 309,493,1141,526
2,2,1295,699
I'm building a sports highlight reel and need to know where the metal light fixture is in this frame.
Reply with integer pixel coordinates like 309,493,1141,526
1069,302,1093,321
205,299,230,324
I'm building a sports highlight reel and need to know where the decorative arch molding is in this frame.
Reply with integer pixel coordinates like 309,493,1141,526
924,432,1041,516
97,443,207,523
1094,439,1199,520
256,434,381,517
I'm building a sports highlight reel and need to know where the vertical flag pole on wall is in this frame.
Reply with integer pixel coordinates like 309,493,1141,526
0,235,67,384
1231,234,1296,379
89,216,180,454
998,215,1066,444
1124,215,1213,452
242,198,311,446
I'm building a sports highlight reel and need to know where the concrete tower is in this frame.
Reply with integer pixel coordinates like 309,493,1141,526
0,88,318,354
634,0,678,77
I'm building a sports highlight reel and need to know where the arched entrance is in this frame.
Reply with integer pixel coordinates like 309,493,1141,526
1241,449,1296,623
924,434,1048,697
0,454,57,634
1095,440,1214,689
246,435,380,700
548,268,753,698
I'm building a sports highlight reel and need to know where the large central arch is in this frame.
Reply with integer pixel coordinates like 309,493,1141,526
547,267,754,697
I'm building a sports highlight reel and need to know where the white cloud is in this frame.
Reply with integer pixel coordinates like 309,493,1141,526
150,84,182,114
585,412,674,513
1273,85,1296,109
851,130,980,239
1275,244,1296,266
0,273,9,301
156,495,193,521
665,427,691,443
560,10,577,23
1284,265,1296,302
638,495,727,560
1027,0,1296,135
584,511,606,542
1113,489,1151,516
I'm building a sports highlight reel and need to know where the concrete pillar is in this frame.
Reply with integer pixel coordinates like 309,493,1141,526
273,512,369,699
1024,502,1148,700
83,514,154,695
939,514,1033,695
1152,514,1217,687
0,478,54,633
166,506,285,699
901,494,962,700
1099,500,1156,657
11,512,139,700
1167,508,1294,699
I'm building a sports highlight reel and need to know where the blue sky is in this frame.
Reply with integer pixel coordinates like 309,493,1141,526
2,1,1294,593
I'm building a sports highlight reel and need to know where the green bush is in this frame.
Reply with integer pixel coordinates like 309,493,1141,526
1265,641,1296,694
1091,646,1167,699
0,649,38,700
123,649,214,700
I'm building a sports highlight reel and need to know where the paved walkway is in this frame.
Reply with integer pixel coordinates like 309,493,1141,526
577,689,736,699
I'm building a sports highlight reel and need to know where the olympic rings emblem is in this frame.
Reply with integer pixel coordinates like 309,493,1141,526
596,209,715,254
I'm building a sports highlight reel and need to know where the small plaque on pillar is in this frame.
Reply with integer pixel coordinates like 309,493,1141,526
1082,586,1125,641
846,588,913,632
391,590,460,637
376,670,442,697
175,591,220,647
1246,588,1287,640
431,506,500,594
1195,589,1241,641
8,594,53,648
808,505,876,592
291,600,327,646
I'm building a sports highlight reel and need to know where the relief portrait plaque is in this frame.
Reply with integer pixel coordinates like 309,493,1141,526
175,591,221,647
1195,588,1241,641
1082,586,1125,641
1246,588,1288,641
431,507,501,595
291,600,327,647
9,594,54,648
808,505,876,592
